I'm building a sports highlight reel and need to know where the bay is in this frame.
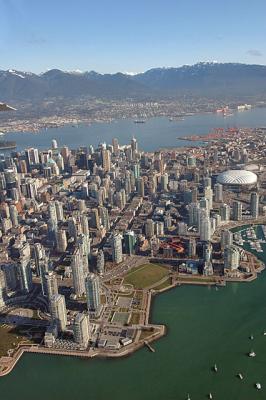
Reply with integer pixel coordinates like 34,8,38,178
2,107,266,152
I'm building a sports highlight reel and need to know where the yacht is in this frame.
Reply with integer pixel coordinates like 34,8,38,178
248,350,256,357
255,383,261,390
208,393,213,399
237,373,243,380
213,364,218,372
263,331,266,336
187,394,191,400
250,334,254,340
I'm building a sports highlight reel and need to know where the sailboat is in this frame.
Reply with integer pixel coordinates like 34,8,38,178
213,364,218,372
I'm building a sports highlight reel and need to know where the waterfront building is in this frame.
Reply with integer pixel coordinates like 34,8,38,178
224,245,240,270
221,229,233,249
188,237,196,257
50,294,67,332
73,312,90,348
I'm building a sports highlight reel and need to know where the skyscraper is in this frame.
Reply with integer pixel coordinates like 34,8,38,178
50,294,67,332
124,231,136,255
145,219,155,239
85,273,101,314
220,203,230,222
199,216,211,241
111,233,123,264
214,183,223,202
221,229,233,250
96,250,105,274
56,229,67,253
71,247,86,296
73,312,90,348
250,192,259,219
224,245,240,270
232,201,242,221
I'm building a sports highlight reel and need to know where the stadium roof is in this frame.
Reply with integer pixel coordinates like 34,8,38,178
217,169,257,185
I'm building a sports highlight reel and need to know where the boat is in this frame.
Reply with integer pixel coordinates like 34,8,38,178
255,383,261,390
213,364,218,372
0,141,16,150
237,373,243,380
250,334,254,340
187,394,191,400
134,119,146,123
248,350,256,357
208,393,213,399
0,132,5,136
263,331,266,336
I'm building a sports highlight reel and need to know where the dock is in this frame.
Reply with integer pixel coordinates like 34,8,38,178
144,341,155,353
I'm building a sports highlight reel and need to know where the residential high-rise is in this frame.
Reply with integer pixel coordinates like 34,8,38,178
137,177,145,197
220,203,230,222
55,200,64,221
221,229,233,249
43,271,58,301
250,192,259,219
112,138,119,156
101,149,111,173
96,250,105,274
224,245,240,270
50,294,67,332
9,204,19,227
85,273,101,314
73,312,90,348
111,233,123,264
188,237,196,257
199,216,211,241
232,201,242,221
71,247,86,296
145,219,154,239
214,183,223,202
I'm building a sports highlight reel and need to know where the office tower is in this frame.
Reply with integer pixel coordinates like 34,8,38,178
50,294,67,332
73,313,90,348
56,229,67,253
131,136,138,154
47,218,58,243
220,203,230,222
124,231,136,255
164,214,172,230
177,222,187,236
51,139,58,149
145,219,155,239
203,176,212,188
188,237,196,257
137,177,145,197
111,233,123,264
96,250,105,274
55,200,64,221
191,187,198,203
80,214,90,235
99,206,110,230
85,273,100,314
101,149,111,172
155,221,164,236
77,199,86,212
43,166,52,178
232,201,242,221
214,183,223,202
71,247,86,296
203,242,213,276
221,229,233,250
132,163,140,179
224,245,240,270
43,271,58,300
68,217,78,240
9,204,19,227
160,173,168,191
61,145,70,165
200,197,210,213
14,242,33,293
89,208,100,229
33,243,45,276
0,270,7,309
200,216,211,241
204,186,213,210
112,138,119,156
25,148,39,165
188,202,200,226
250,192,259,218
187,155,196,167
48,201,58,223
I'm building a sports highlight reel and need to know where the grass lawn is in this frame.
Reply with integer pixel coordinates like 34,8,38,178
153,277,172,290
124,263,169,289
0,325,33,357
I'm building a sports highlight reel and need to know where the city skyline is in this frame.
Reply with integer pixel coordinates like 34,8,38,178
1,0,266,73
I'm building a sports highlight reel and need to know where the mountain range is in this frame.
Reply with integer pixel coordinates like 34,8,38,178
1,62,266,101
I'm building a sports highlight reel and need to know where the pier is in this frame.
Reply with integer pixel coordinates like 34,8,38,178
144,341,155,352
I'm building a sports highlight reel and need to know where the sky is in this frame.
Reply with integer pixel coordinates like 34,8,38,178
0,0,266,74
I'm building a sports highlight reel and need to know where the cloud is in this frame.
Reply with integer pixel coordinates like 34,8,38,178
246,49,263,57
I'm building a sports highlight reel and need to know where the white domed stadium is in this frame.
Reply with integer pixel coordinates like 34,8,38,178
217,169,257,189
